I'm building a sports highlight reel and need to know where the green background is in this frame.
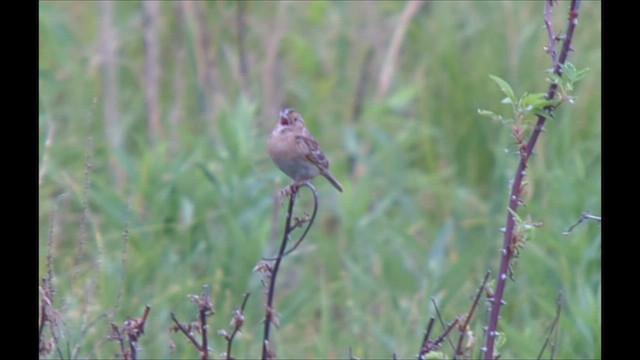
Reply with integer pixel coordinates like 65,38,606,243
39,1,601,359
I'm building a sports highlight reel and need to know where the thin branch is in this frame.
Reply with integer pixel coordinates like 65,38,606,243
433,318,460,351
109,323,127,357
430,297,456,353
199,286,211,360
108,305,151,360
418,317,435,359
419,318,459,359
543,0,559,67
71,99,96,288
114,195,132,313
262,183,319,360
484,1,581,359
170,312,202,352
223,293,251,360
455,271,491,357
563,211,601,235
536,292,563,360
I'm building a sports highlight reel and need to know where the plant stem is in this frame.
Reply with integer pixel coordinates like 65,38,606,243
483,1,581,358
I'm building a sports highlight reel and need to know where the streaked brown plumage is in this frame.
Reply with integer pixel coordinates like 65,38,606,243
267,108,343,192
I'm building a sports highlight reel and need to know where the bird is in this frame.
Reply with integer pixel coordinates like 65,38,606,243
267,108,343,194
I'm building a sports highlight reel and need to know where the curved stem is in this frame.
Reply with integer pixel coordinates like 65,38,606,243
262,183,319,260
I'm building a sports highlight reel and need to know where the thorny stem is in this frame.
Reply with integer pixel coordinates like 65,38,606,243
484,1,581,359
262,183,319,360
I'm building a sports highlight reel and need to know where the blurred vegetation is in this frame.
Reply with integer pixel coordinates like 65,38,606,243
39,1,600,359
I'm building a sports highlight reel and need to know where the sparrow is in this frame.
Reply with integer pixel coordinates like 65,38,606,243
267,108,343,193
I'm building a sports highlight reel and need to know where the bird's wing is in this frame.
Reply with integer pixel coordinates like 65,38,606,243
295,134,329,170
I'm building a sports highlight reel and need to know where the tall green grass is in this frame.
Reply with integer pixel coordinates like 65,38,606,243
39,1,600,359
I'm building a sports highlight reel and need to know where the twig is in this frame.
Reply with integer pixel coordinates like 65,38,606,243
484,1,581,359
262,183,319,360
419,317,459,359
115,195,132,313
221,293,251,360
563,211,601,235
71,99,96,288
418,317,436,359
109,323,126,357
199,287,212,360
109,305,151,360
170,286,214,360
430,297,457,353
536,292,563,360
170,312,202,353
455,271,491,358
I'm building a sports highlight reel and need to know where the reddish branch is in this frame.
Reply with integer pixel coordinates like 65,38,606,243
483,1,581,359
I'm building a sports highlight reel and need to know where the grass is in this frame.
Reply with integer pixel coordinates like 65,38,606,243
39,1,601,359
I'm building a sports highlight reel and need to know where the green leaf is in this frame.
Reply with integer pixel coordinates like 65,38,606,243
562,62,590,83
489,75,516,104
522,92,559,111
477,109,503,122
